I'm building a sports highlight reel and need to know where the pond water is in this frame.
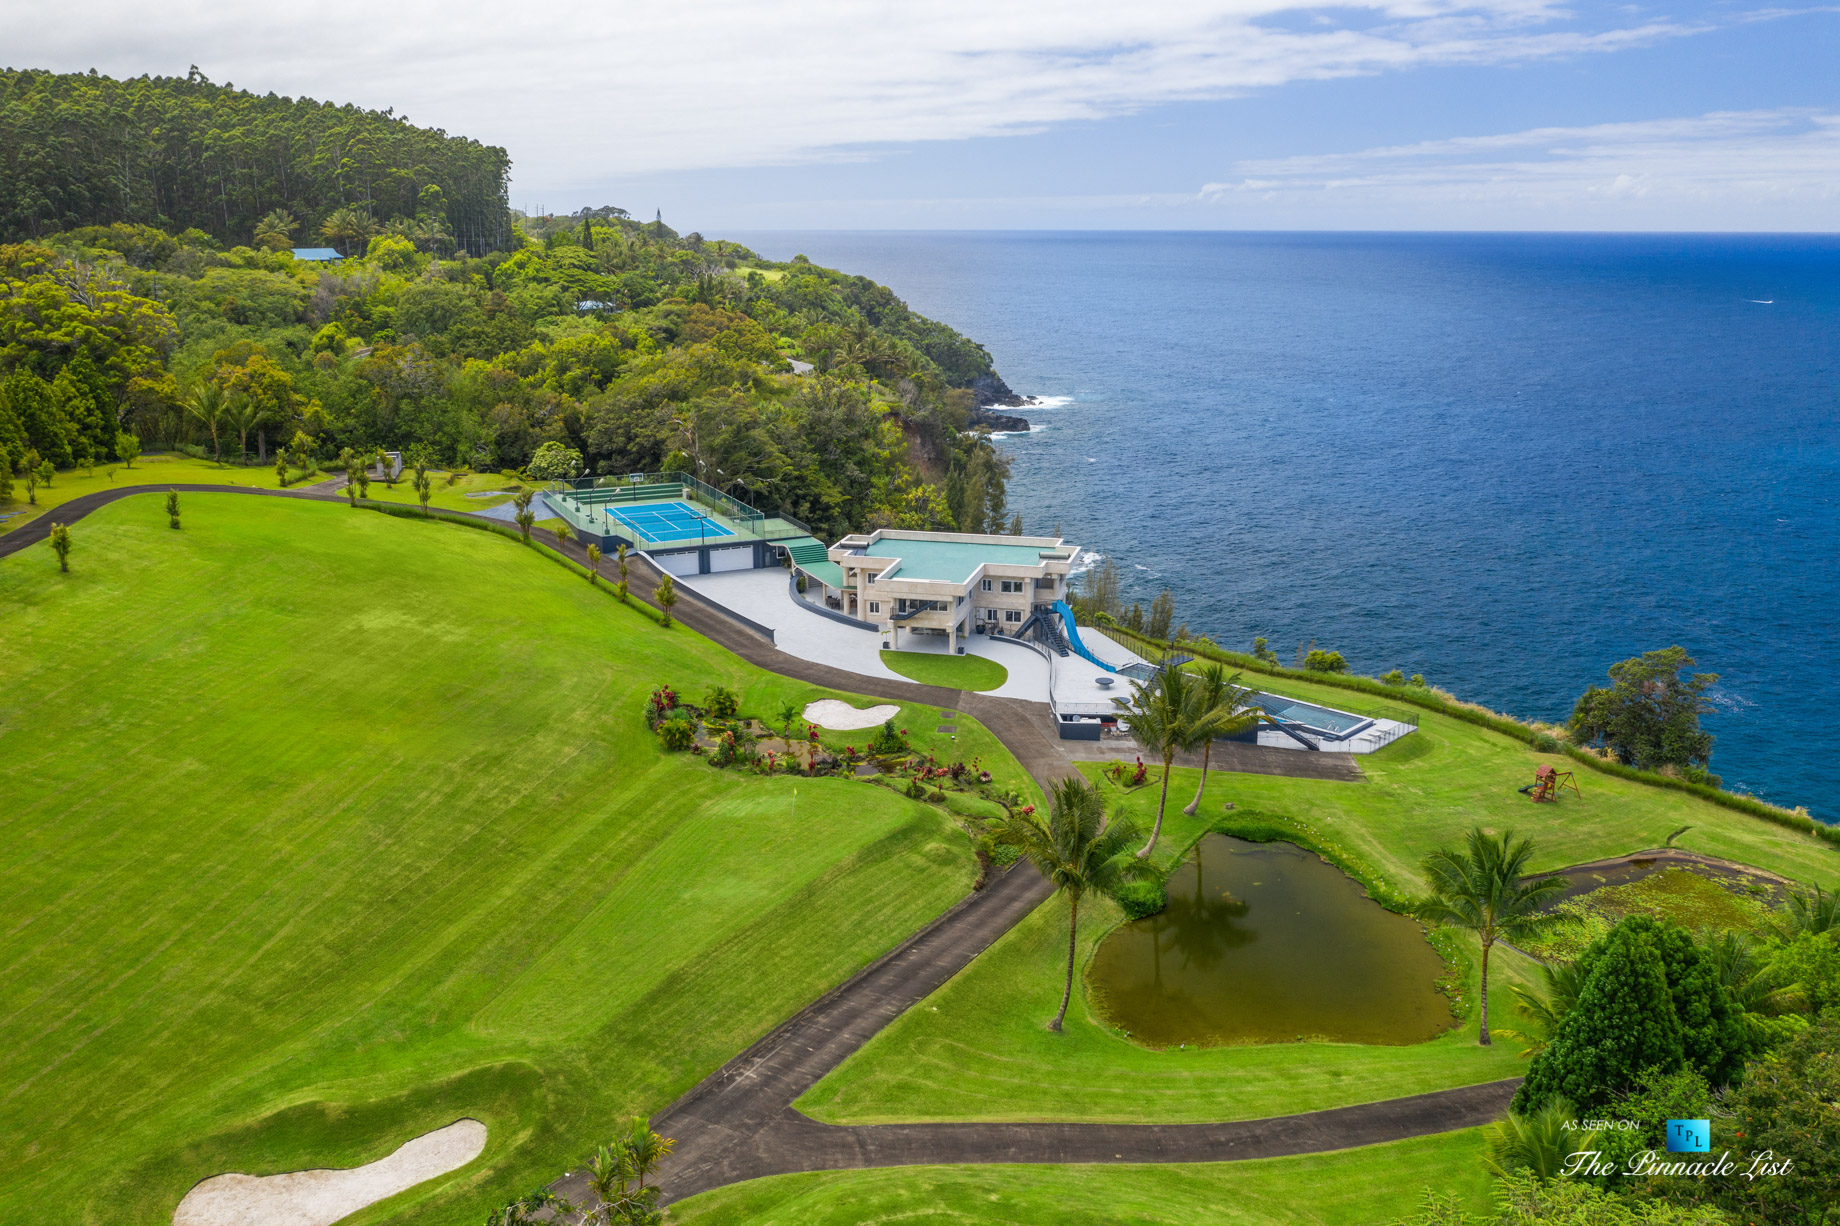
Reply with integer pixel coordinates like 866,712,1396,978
1087,835,1456,1047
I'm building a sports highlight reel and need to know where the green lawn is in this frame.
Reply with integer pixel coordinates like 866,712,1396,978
881,648,1009,692
0,452,302,535
798,685,1838,1129
0,493,1042,1225
360,468,535,513
669,1129,1496,1225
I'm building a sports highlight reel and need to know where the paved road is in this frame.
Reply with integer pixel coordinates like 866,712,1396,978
15,489,1516,1206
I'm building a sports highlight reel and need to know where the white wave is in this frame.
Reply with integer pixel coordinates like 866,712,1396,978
1027,395,1074,409
1748,299,1774,304
989,423,1049,439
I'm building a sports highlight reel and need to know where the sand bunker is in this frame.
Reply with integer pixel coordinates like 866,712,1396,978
803,699,902,731
173,1118,486,1226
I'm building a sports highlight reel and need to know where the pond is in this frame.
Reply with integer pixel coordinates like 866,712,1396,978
1086,835,1456,1048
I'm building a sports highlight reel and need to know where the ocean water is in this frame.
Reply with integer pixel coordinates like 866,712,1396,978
735,232,1840,820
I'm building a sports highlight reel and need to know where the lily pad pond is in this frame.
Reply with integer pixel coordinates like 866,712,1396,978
1087,835,1456,1048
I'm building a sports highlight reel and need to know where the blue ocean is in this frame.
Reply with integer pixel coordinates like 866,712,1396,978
736,232,1840,821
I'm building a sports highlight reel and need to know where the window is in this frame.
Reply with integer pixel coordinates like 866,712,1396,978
867,601,881,614
980,607,999,622
980,578,992,592
1035,576,1056,589
1000,579,1025,594
1004,609,1023,623
865,572,876,584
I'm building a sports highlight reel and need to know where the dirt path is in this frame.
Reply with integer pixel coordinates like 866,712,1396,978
17,489,1516,1208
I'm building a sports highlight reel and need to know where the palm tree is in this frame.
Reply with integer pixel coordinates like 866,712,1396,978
252,208,297,250
623,1115,674,1194
1113,665,1228,858
586,543,602,584
553,520,573,550
1413,829,1567,1045
1501,960,1587,1056
221,392,269,464
1702,929,1802,1014
1486,1097,1593,1179
318,206,377,257
583,1141,635,1225
1180,663,1262,816
985,777,1149,1030
1785,884,1839,936
182,381,228,463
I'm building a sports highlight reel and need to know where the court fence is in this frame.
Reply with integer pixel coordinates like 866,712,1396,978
547,471,810,549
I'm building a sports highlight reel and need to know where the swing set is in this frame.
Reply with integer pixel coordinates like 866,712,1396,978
1519,762,1581,803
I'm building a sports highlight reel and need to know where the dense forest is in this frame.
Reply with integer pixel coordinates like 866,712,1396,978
0,109,1020,542
0,68,515,253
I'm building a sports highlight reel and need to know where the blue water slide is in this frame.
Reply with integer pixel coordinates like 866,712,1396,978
1050,600,1118,673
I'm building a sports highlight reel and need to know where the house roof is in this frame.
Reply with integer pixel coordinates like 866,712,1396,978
291,248,344,261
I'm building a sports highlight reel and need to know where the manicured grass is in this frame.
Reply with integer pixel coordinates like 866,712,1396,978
799,684,1837,1128
881,648,1009,692
360,468,534,514
0,493,1046,1225
669,1129,1496,1225
0,452,299,534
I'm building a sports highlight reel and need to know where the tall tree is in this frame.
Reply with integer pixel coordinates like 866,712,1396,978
986,777,1147,1030
181,381,227,463
1113,665,1234,858
1179,664,1261,816
1415,829,1567,1046
1569,646,1717,772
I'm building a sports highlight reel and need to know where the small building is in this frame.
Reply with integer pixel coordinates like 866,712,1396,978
826,529,1079,654
290,247,345,262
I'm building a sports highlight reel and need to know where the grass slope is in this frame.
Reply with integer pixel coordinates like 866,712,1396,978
0,452,302,534
881,649,1009,693
0,493,1036,1225
669,1129,1496,1225
800,688,1837,1128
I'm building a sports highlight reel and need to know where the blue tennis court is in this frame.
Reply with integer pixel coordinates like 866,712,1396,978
605,499,735,544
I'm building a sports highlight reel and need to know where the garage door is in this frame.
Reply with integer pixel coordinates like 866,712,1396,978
708,546,754,573
656,550,701,577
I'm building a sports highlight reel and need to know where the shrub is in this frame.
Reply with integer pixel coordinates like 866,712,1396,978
1531,731,1562,754
644,684,681,730
656,716,696,752
925,788,946,803
706,685,740,719
870,719,907,756
1514,917,1691,1113
1303,648,1348,673
988,842,1021,867
1381,669,1406,686
904,777,928,800
1114,877,1167,920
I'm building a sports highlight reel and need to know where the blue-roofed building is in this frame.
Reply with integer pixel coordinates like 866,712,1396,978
290,247,345,262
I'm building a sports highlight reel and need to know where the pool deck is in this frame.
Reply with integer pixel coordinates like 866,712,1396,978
678,568,1132,710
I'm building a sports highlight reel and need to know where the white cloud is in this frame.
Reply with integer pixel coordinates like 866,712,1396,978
1,0,1752,192
1198,109,1840,225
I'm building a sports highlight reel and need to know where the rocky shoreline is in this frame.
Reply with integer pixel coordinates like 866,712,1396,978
970,371,1038,432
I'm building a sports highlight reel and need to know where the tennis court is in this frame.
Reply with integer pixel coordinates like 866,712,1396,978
605,499,736,545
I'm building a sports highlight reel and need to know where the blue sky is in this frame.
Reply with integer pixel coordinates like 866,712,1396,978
10,0,1838,229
